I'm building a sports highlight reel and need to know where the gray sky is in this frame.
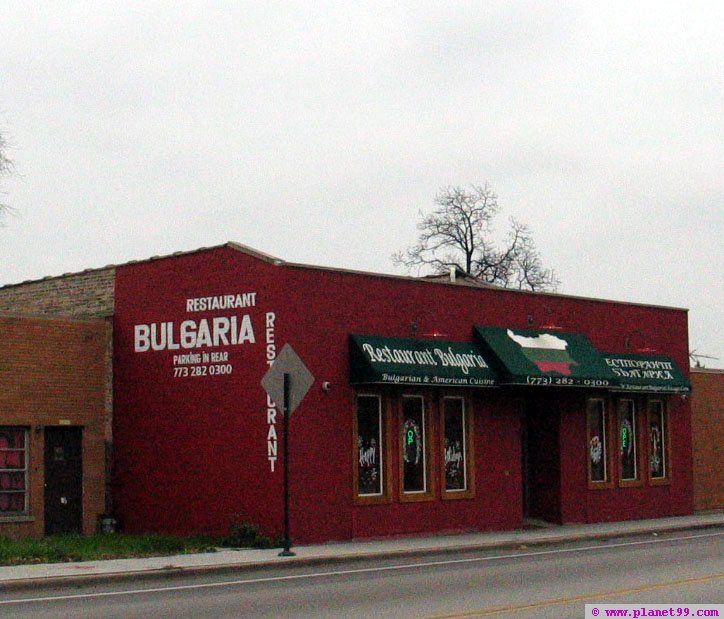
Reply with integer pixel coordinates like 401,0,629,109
1,1,722,367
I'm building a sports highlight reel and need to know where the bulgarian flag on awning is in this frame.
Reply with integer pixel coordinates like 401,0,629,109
474,326,616,388
506,329,577,376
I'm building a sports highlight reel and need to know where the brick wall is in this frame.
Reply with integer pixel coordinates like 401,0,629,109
691,369,724,511
0,268,115,318
0,268,116,441
0,315,108,537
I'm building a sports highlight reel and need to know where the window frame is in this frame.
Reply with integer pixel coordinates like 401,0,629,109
586,397,614,489
0,427,29,515
440,395,475,500
353,393,393,505
647,399,671,486
399,393,434,502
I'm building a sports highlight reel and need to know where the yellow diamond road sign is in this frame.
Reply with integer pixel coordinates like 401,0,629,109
261,343,314,416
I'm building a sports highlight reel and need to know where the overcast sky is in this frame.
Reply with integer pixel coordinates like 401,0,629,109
1,1,722,367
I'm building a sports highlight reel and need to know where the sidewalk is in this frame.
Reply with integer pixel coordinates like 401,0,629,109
1,512,722,591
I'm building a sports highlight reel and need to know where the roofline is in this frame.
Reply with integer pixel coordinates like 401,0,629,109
0,265,116,290
0,242,277,290
225,241,284,264
690,367,724,374
279,257,689,313
1,240,689,313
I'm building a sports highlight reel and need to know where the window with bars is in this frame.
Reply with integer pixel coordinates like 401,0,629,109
0,428,28,514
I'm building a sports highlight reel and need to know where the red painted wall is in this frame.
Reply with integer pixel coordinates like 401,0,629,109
112,245,693,543
557,391,693,524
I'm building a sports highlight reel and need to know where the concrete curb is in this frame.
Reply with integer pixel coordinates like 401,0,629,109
2,519,722,594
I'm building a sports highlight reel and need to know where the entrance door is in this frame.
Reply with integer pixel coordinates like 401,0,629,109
522,397,561,523
44,427,83,535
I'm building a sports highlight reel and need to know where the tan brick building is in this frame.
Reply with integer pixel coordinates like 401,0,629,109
0,268,115,438
0,315,109,537
691,368,724,511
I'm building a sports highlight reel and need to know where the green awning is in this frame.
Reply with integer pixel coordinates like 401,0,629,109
349,335,497,387
474,326,616,388
602,352,691,394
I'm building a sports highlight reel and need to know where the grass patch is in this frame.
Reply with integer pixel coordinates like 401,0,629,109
0,533,222,566
0,521,282,565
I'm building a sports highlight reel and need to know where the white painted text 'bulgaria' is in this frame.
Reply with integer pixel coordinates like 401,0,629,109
134,315,255,352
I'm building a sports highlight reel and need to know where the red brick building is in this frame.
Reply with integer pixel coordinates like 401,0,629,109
0,315,108,538
0,243,694,542
690,368,723,511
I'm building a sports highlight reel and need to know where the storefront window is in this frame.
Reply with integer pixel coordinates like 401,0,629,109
0,427,28,514
586,399,608,484
648,400,668,481
443,398,467,491
402,396,426,493
618,400,638,482
356,396,383,496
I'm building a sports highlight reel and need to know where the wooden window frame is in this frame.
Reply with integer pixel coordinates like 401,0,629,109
647,399,671,486
440,395,475,500
353,393,393,505
399,393,435,503
586,397,614,490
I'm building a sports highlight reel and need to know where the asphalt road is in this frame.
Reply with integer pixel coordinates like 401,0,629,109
2,528,722,619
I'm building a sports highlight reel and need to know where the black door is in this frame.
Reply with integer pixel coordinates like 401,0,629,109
44,427,83,535
522,396,561,523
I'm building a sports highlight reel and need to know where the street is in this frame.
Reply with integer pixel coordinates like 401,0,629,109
1,528,722,618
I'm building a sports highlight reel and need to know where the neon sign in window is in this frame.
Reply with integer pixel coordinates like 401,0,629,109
618,400,638,481
402,396,426,493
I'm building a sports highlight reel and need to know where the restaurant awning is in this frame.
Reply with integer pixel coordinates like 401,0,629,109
349,335,497,387
602,352,691,394
474,326,616,388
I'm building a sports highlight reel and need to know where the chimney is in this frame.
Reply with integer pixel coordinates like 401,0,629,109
450,266,456,283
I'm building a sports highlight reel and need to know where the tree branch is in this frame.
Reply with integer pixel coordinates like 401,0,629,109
393,184,558,291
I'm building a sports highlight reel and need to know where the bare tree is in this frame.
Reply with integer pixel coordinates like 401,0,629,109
393,184,559,292
0,130,13,223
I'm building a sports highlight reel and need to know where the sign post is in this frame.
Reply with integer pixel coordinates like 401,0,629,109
261,344,314,557
280,372,292,556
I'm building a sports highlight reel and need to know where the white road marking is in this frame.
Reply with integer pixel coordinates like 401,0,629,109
1,530,721,606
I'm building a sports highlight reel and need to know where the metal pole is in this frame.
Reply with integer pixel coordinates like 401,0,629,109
279,372,295,556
